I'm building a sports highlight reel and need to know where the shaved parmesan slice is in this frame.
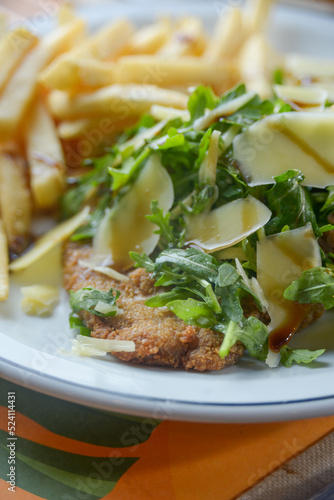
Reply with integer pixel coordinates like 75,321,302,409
198,130,221,185
266,349,281,368
94,300,122,316
21,285,59,316
234,112,334,188
235,257,251,289
185,196,271,252
235,257,270,311
273,84,327,112
93,154,174,270
150,105,190,122
69,341,108,357
257,224,321,337
250,277,269,312
63,336,136,358
193,91,256,130
9,206,89,272
285,54,334,81
75,335,135,352
221,124,240,150
78,259,129,282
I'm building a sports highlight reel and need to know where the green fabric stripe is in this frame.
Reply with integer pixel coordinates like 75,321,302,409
0,378,159,447
0,430,138,481
0,444,100,500
16,451,116,498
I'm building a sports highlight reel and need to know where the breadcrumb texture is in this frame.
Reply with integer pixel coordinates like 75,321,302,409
63,242,245,371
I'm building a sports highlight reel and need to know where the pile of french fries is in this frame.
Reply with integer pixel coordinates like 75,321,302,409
1,0,334,303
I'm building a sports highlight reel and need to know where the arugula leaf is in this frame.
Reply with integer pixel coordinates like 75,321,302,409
188,85,217,122
229,95,274,125
146,200,182,248
129,252,155,272
217,262,240,287
265,170,320,236
280,346,325,367
71,194,110,241
194,278,221,313
273,68,284,85
214,150,249,207
219,317,269,361
218,287,244,322
69,315,91,336
167,298,217,328
61,153,113,219
182,184,218,216
195,129,212,169
319,224,334,234
154,248,219,283
214,263,245,321
217,82,247,105
69,287,121,317
284,267,334,309
108,148,150,191
321,185,334,214
216,262,263,321
241,237,257,272
157,128,185,150
117,113,156,143
145,289,191,307
137,247,262,327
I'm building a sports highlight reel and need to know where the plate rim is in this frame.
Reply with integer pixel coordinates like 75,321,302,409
1,354,334,423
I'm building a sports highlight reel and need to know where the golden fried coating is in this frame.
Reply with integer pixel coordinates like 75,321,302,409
63,241,245,371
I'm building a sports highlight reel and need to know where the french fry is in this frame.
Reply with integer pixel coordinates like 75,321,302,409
39,19,133,90
0,13,7,38
57,116,136,140
0,18,85,139
0,220,9,301
0,153,32,254
116,55,238,91
48,84,188,120
244,0,274,33
0,28,38,93
124,19,172,55
158,17,206,57
204,8,246,60
238,34,279,98
26,100,65,210
40,58,116,90
58,3,76,25
87,18,134,60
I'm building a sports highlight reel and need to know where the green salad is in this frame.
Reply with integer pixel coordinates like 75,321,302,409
63,83,334,368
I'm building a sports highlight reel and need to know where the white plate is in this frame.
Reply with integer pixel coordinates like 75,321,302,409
1,2,334,423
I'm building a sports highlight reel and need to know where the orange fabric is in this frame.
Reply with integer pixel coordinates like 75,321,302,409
0,481,45,500
107,416,334,500
166,418,334,500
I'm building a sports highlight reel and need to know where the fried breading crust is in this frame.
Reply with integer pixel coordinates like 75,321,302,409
63,241,245,371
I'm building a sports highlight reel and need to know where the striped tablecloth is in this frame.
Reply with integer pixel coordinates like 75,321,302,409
0,377,333,500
